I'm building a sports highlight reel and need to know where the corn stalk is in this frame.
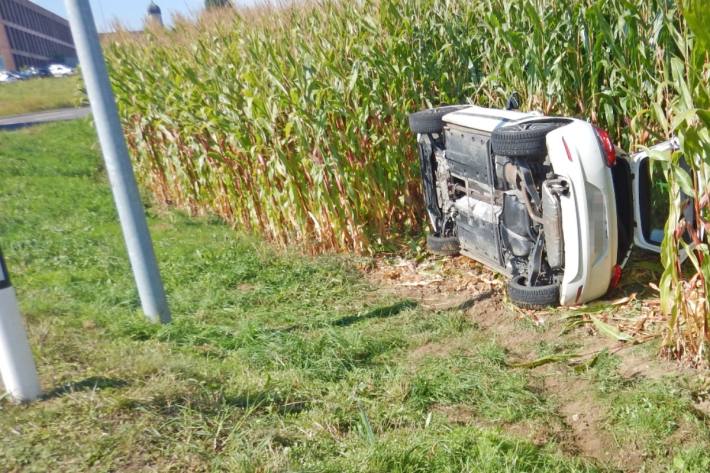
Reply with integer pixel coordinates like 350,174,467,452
104,0,686,254
653,0,710,365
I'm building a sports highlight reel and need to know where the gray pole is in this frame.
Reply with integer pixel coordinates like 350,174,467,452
64,0,171,324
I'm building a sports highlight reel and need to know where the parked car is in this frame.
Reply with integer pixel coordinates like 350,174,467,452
48,64,74,77
0,70,22,82
408,103,676,308
18,68,37,80
18,66,52,79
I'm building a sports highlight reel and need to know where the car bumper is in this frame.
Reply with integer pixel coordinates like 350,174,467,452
547,121,618,305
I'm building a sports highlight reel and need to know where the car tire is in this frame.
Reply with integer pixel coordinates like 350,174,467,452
507,275,559,308
409,105,469,134
491,118,571,157
427,234,460,257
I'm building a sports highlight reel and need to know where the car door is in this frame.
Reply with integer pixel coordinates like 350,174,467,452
628,139,696,253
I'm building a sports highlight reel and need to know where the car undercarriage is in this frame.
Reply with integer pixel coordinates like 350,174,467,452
409,104,633,307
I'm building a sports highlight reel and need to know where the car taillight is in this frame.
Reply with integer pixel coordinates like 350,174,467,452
609,264,622,290
593,126,616,167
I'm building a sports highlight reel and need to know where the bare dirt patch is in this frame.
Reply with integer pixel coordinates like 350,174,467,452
236,282,257,292
368,256,542,359
617,345,682,381
545,372,644,470
366,256,504,311
408,340,460,364
366,255,673,377
433,404,476,425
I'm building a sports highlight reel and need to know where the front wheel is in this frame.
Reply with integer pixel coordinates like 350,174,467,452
507,275,559,308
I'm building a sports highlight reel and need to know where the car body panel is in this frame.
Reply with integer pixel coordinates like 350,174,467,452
546,122,618,305
442,106,542,133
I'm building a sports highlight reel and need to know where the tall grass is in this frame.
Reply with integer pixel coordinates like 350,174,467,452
104,1,709,359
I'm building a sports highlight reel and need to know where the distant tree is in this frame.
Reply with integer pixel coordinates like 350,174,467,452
205,0,233,9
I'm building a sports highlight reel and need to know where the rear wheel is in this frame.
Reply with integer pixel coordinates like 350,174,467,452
409,105,469,134
491,118,571,157
427,234,460,257
507,275,559,308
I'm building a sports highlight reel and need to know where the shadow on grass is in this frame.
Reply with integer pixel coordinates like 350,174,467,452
43,376,129,400
454,290,496,312
270,299,419,334
138,390,313,418
331,300,418,327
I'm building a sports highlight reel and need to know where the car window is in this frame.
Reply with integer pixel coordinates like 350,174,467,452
638,155,693,246
645,160,670,244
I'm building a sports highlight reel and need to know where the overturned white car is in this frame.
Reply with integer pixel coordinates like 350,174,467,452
409,104,675,307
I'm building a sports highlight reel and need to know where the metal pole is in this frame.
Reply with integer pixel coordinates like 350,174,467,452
64,0,171,324
0,249,41,402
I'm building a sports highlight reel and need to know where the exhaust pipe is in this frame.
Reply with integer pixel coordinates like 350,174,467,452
542,181,565,269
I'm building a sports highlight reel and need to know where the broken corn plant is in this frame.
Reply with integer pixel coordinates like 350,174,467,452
654,0,710,365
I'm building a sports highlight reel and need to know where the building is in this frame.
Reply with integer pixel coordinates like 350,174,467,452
99,3,164,45
146,2,163,28
0,0,76,71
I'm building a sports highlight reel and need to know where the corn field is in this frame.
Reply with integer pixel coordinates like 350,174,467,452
652,1,710,365
104,0,709,362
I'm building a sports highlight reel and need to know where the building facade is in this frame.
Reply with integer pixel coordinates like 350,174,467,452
146,2,163,28
0,0,76,71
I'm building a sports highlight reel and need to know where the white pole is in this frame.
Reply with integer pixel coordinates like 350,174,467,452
0,251,41,402
64,0,171,324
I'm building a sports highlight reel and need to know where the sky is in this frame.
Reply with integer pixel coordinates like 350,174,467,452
33,1,211,32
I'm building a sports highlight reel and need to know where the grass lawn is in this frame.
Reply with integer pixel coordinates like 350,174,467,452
0,120,709,472
0,76,82,116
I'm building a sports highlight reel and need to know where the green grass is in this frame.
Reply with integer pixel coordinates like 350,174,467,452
0,76,81,116
579,350,710,471
1,120,709,471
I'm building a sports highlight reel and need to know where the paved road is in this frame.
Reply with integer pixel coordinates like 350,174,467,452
0,107,91,130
